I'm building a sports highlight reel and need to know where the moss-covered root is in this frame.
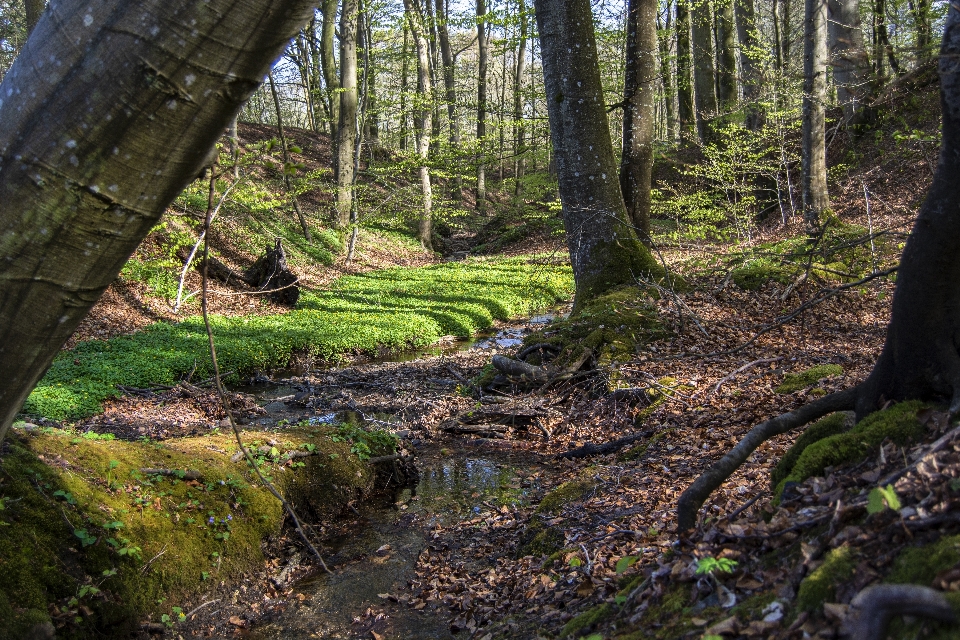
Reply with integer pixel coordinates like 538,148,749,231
559,603,612,638
797,545,858,613
775,364,844,394
773,400,927,498
770,412,853,490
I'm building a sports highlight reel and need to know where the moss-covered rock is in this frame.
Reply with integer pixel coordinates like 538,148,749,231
797,545,858,612
770,412,853,490
886,535,960,586
775,364,844,394
536,479,596,514
516,519,566,558
0,421,392,639
774,401,926,497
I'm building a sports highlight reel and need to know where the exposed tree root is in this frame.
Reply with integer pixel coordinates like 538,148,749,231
848,584,956,640
555,429,655,460
491,348,594,389
676,385,862,531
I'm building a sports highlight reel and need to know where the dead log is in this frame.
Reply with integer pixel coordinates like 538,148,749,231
196,255,255,287
555,430,654,460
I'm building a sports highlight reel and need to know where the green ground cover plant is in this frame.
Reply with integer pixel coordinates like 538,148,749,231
25,257,572,421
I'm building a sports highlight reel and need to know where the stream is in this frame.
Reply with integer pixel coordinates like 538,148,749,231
239,317,561,639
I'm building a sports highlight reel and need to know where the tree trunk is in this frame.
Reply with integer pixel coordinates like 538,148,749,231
400,25,410,152
320,0,340,141
675,0,695,139
658,2,677,141
911,0,932,58
24,0,44,34
691,0,718,141
476,0,488,214
780,0,792,70
269,73,312,241
714,0,737,112
335,0,359,228
0,0,316,444
513,0,528,199
857,8,960,416
404,0,434,250
828,0,867,121
734,0,762,129
534,0,663,308
802,0,829,232
435,0,459,147
620,0,657,241
362,16,380,150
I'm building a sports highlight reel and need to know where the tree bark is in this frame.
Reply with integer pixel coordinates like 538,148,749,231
620,0,657,241
802,0,829,232
476,0,488,214
856,8,960,417
404,0,434,250
400,25,410,152
714,0,737,111
268,73,312,241
658,3,677,141
675,0,695,139
734,0,762,129
335,0,359,228
828,0,868,121
513,0,528,199
691,0,718,141
435,0,459,148
24,0,44,34
320,0,340,141
0,0,316,444
534,0,663,308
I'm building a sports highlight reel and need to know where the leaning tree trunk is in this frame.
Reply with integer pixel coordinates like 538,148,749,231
534,0,662,308
856,8,960,417
335,0,359,228
802,0,829,233
0,0,317,444
620,0,657,241
404,0,435,250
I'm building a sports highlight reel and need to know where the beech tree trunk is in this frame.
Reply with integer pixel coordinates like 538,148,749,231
513,0,528,199
534,0,662,308
24,0,44,34
620,0,657,240
714,0,738,111
404,0,434,250
691,0,718,141
320,0,340,140
734,0,762,129
675,0,695,139
476,0,488,214
828,0,868,121
658,4,677,140
802,0,829,232
857,7,960,417
0,0,316,444
336,0,359,228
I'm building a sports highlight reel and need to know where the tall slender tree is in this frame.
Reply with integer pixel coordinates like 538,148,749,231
828,0,867,121
691,0,718,140
513,0,528,199
675,0,695,139
403,0,435,249
802,0,829,232
734,0,762,129
335,0,359,228
534,0,662,308
658,2,677,140
620,0,658,240
320,0,340,140
714,0,738,111
476,0,489,213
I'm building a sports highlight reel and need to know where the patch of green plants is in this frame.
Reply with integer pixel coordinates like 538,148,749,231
25,257,572,421
775,364,844,394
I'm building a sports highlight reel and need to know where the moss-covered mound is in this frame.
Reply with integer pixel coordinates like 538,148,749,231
0,420,395,639
519,285,665,370
770,412,853,489
26,257,573,422
774,401,927,497
797,545,858,613
775,364,844,394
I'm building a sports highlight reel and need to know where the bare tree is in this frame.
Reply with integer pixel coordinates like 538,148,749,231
802,0,829,232
403,0,435,250
335,0,359,228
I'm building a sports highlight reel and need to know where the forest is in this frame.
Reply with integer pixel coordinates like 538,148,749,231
1,0,959,637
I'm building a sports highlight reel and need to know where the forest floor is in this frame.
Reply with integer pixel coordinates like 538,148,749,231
13,79,960,639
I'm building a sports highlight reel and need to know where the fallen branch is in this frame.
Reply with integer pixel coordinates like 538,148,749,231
139,468,202,481
677,385,861,531
849,584,956,640
701,357,782,398
556,430,655,460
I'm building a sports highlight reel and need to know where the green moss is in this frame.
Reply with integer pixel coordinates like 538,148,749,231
776,401,926,495
731,258,793,290
26,257,573,421
536,479,596,514
573,233,666,310
520,285,665,372
516,519,565,558
559,603,612,638
887,535,960,586
619,426,678,461
0,421,388,638
797,545,858,612
775,364,844,394
770,412,853,490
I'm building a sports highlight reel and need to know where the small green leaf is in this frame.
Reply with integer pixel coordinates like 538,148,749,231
615,555,638,574
568,557,582,567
